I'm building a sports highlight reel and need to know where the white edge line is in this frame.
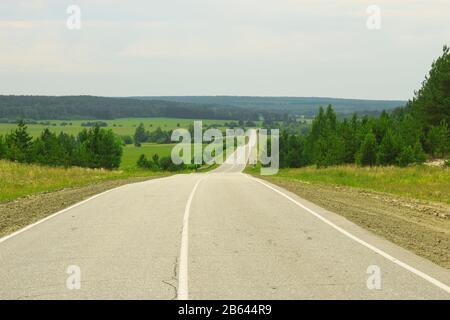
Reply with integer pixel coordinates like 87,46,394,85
0,175,175,244
177,176,206,300
246,174,450,295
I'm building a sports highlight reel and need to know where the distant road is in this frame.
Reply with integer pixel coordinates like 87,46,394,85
1,134,449,299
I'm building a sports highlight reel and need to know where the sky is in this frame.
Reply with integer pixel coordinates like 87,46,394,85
0,0,449,100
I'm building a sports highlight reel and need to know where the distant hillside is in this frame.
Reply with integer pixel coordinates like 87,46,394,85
134,96,406,117
0,95,406,122
0,95,261,121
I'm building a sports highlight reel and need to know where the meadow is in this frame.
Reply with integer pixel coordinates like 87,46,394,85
0,117,235,170
246,164,450,204
0,117,230,137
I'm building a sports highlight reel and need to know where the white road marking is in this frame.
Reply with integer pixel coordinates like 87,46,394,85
0,175,176,244
247,175,450,295
177,176,206,300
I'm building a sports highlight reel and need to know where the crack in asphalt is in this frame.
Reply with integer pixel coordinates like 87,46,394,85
162,256,179,300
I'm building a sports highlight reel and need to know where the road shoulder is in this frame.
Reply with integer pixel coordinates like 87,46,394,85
0,175,169,238
250,174,450,270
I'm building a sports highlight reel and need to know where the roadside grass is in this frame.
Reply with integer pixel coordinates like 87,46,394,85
0,117,231,137
246,164,450,204
0,140,219,202
0,160,167,203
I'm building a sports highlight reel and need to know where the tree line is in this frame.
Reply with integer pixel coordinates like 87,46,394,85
279,106,448,168
0,121,123,169
278,46,450,168
0,95,282,122
136,153,193,172
134,124,172,146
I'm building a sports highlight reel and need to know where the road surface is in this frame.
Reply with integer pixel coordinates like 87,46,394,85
1,136,450,299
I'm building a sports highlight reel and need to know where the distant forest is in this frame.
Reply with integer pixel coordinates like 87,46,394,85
0,95,404,122
135,96,406,117
0,96,269,121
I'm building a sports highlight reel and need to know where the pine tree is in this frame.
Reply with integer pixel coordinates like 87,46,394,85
77,126,123,169
408,45,450,127
6,120,33,162
397,145,415,167
356,131,378,166
377,128,402,165
32,128,65,166
427,120,449,158
412,139,427,164
134,123,147,147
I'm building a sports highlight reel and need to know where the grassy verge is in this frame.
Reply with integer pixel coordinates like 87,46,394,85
246,164,450,204
0,160,168,203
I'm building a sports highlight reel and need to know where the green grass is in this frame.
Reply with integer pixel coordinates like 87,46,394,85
0,160,169,203
0,117,231,138
121,143,212,169
121,143,176,169
246,164,450,204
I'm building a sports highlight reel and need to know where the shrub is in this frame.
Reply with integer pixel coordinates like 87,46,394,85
121,135,134,145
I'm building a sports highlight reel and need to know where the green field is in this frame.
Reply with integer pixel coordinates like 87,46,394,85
0,117,231,137
0,117,239,170
121,143,179,169
246,164,450,204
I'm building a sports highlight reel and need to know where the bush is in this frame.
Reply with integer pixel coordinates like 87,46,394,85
76,126,123,169
81,121,108,127
121,135,134,145
137,154,149,168
159,156,185,171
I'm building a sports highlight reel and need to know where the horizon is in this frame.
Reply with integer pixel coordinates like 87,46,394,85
0,94,407,102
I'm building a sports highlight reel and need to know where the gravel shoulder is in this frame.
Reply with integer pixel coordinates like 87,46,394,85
0,175,168,238
258,176,450,269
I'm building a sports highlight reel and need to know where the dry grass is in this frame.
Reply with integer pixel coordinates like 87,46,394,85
247,164,450,204
0,160,163,203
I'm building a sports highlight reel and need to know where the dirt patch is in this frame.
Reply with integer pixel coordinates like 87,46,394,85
425,159,446,167
260,176,450,269
0,175,166,238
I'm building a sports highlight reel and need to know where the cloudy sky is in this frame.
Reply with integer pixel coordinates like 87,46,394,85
0,0,449,99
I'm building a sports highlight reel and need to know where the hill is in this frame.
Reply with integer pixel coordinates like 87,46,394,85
0,95,257,121
133,96,406,117
0,95,406,121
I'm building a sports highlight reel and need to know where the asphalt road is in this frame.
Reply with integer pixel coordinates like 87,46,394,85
1,137,450,299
